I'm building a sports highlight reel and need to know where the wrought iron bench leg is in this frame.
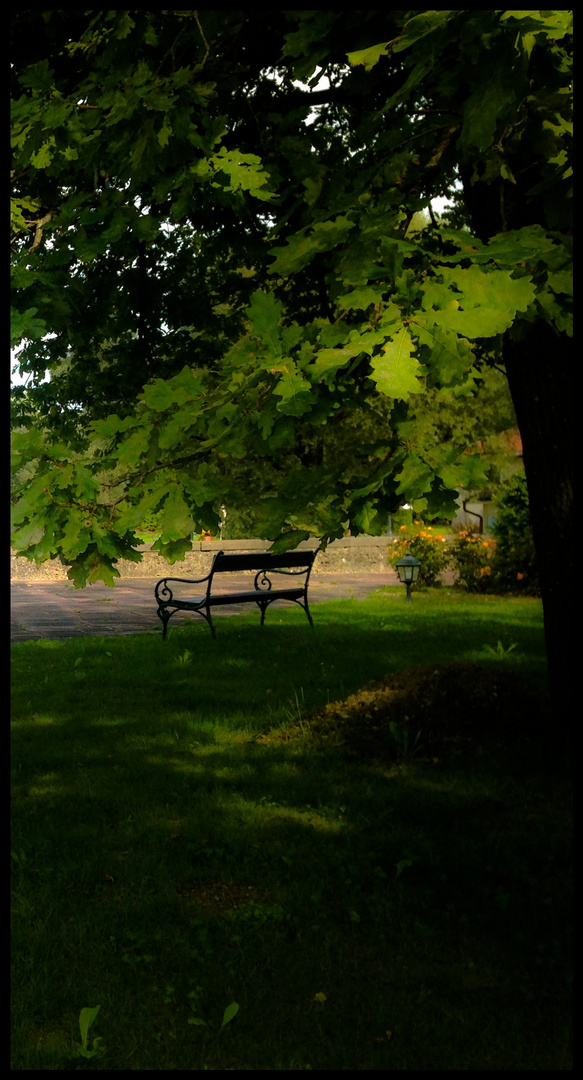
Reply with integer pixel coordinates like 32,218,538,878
157,607,170,639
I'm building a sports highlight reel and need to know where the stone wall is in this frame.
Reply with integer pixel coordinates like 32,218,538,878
11,536,396,582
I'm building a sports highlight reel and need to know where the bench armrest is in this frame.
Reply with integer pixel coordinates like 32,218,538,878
155,574,211,603
253,564,313,592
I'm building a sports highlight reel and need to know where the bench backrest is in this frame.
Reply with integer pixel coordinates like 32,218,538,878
211,550,317,575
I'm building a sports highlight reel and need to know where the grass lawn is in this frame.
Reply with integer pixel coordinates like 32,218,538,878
11,588,572,1070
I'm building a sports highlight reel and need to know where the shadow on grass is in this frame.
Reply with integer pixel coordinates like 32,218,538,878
11,595,571,1070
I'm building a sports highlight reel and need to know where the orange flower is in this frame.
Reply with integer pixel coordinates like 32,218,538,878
482,541,490,548
399,525,407,531
517,572,524,580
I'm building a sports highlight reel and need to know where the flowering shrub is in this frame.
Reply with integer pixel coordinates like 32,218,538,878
388,525,451,587
449,527,497,592
387,480,539,595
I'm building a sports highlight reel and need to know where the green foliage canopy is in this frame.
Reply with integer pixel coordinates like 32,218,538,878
11,10,572,588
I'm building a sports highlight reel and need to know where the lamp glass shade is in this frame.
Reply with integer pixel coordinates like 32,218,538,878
396,553,421,584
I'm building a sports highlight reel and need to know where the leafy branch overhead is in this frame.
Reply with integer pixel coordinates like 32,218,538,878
10,9,572,587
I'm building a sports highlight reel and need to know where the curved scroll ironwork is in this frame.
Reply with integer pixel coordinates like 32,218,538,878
155,574,211,606
253,565,309,591
155,579,175,605
254,571,273,592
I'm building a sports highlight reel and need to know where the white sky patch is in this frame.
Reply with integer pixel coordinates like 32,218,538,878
431,190,460,217
292,67,331,125
11,339,55,388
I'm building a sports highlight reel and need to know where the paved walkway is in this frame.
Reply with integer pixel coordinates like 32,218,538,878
11,572,403,643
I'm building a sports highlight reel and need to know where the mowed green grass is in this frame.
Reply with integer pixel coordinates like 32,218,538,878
11,588,572,1070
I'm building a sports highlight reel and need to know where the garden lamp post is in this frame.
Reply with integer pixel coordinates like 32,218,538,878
396,553,421,603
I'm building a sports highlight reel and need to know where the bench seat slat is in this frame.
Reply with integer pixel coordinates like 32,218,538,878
209,588,305,605
168,588,305,609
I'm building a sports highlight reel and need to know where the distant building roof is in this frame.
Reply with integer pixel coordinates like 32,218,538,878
468,428,523,457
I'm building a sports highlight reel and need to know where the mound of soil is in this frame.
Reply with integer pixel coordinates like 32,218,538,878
285,663,551,763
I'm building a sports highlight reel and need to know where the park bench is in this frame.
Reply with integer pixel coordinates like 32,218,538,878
155,549,317,638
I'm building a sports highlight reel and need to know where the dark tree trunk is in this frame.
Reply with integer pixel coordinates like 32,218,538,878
461,168,573,725
503,324,573,723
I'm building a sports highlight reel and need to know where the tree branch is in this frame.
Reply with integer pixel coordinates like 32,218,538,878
25,212,53,252
193,10,210,68
424,124,460,171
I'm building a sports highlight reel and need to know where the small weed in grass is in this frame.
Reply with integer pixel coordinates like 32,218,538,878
480,639,518,659
11,591,571,1070
75,1005,106,1061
